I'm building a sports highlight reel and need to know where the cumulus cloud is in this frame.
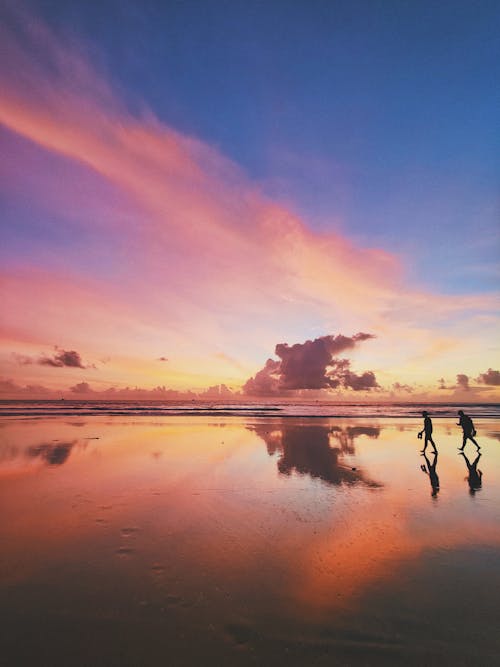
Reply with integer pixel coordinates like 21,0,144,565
12,353,34,365
343,370,379,391
476,368,500,386
243,334,378,395
199,383,234,398
0,378,53,396
437,371,500,396
242,358,281,396
1,377,237,399
0,378,23,394
392,382,414,393
69,382,93,394
39,348,86,368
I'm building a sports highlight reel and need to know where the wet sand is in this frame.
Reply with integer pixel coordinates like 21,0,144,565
1,417,499,665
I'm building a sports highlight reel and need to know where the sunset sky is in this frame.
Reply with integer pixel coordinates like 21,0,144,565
1,0,499,400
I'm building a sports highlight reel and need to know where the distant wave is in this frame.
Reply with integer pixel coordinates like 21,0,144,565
0,400,499,419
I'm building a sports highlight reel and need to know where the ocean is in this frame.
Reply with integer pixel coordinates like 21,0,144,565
1,399,499,419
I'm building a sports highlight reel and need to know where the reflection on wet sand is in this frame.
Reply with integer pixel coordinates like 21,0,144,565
251,422,381,487
0,417,499,666
420,451,440,498
28,440,79,465
460,451,483,495
331,425,380,454
0,436,87,474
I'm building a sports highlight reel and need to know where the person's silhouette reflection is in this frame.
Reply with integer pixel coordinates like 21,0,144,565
460,451,483,495
420,451,440,498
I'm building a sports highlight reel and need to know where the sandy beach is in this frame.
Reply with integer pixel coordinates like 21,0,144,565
1,413,499,665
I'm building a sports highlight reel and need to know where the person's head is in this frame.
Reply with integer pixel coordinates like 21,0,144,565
422,411,428,417
458,410,464,416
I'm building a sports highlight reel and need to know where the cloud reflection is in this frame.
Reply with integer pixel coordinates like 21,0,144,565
251,422,381,488
27,441,79,466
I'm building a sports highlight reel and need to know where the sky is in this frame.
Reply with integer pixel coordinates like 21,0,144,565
0,0,499,400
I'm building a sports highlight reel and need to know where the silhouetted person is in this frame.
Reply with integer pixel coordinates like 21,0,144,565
460,451,482,495
418,411,437,453
457,410,480,451
420,450,439,498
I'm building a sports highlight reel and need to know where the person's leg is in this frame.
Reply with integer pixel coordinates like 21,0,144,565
429,435,437,452
469,435,480,451
459,434,466,450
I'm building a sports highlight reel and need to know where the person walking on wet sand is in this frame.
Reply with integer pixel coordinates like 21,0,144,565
418,411,437,454
457,410,480,451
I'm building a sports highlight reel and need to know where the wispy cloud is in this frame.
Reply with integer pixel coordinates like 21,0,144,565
0,6,498,396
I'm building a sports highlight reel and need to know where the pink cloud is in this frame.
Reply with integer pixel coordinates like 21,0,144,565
456,373,470,392
39,349,86,368
0,9,498,395
243,334,379,396
477,369,500,386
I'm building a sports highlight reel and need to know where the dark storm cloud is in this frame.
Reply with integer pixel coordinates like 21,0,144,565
39,349,86,368
276,333,375,390
243,334,378,395
476,368,500,386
